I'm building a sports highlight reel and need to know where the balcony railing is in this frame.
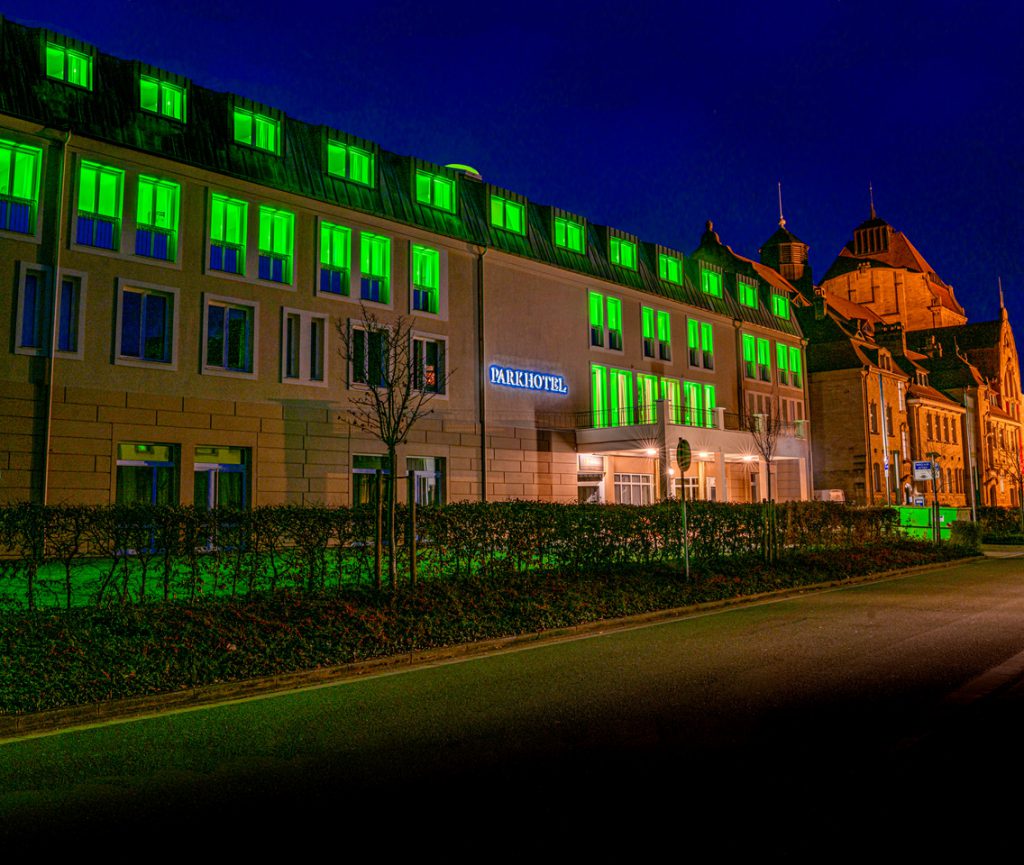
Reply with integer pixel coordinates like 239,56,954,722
535,406,809,438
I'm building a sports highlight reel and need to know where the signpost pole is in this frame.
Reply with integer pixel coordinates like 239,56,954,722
676,438,691,580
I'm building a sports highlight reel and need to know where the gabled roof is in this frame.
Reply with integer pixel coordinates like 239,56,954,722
907,383,960,407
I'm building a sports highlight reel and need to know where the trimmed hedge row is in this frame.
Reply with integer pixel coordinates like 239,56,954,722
0,500,899,610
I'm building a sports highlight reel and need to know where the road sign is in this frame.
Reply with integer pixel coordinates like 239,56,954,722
914,496,925,506
913,461,933,481
676,438,691,472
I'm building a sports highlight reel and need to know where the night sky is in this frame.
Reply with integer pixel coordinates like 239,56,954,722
7,0,1023,331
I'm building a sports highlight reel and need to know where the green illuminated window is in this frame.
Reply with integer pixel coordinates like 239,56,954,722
607,297,623,351
777,344,789,386
554,216,585,254
657,311,672,361
327,140,374,186
135,176,179,261
610,237,637,270
0,139,42,235
757,338,771,381
642,307,655,358
46,42,92,89
412,244,440,314
609,368,634,426
638,373,658,423
643,308,671,360
683,382,716,428
771,292,790,319
687,319,713,369
738,278,758,308
258,206,294,284
703,385,716,427
590,291,605,348
360,231,391,303
789,347,803,387
683,381,701,427
234,108,280,155
415,169,455,213
660,378,682,424
591,364,609,428
76,161,124,250
320,222,351,295
700,267,723,298
742,334,756,378
140,75,186,122
490,195,525,235
659,254,683,285
209,193,248,275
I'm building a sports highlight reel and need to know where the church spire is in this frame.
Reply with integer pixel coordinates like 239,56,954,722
778,181,785,228
869,181,876,219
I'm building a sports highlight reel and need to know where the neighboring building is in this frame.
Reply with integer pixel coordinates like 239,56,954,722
793,206,1022,508
0,18,812,508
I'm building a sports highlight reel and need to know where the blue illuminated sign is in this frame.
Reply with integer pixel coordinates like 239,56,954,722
489,364,569,395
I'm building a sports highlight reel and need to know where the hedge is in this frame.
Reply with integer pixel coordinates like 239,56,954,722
0,500,899,610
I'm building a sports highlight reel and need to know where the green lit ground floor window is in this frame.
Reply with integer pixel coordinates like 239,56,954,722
116,442,178,505
590,365,635,428
193,445,249,509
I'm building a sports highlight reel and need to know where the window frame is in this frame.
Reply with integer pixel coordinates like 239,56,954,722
771,291,790,319
257,204,295,285
135,174,181,263
45,41,93,90
318,219,353,298
658,253,683,286
700,266,723,298
326,139,375,187
687,318,714,371
490,195,526,235
742,334,757,379
554,215,586,254
74,159,125,252
208,192,249,278
281,307,328,387
201,293,259,379
15,263,50,357
359,231,392,305
414,169,456,214
411,333,448,397
113,278,179,370
756,338,771,382
55,270,87,360
410,243,446,316
0,138,43,239
737,277,758,309
349,321,390,390
232,107,281,155
139,74,187,123
610,236,637,270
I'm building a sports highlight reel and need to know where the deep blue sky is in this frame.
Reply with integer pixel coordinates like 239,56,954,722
8,0,1023,331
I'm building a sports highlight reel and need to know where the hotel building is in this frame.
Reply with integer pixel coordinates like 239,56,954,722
0,18,812,508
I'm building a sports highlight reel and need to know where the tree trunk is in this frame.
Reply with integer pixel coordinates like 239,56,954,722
387,444,398,590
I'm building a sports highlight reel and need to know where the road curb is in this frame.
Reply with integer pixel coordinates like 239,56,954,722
0,554,986,741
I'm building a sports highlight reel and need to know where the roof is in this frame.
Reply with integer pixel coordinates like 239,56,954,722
907,383,960,407
0,17,805,339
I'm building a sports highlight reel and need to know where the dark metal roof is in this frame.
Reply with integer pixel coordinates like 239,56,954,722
1,16,801,338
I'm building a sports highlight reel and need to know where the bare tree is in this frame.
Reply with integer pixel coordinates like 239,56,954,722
337,305,451,589
742,397,786,563
742,397,785,503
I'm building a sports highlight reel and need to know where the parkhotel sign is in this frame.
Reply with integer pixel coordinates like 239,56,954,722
488,364,569,395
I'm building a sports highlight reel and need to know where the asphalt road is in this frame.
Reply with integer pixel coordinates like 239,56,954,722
3,553,1024,856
